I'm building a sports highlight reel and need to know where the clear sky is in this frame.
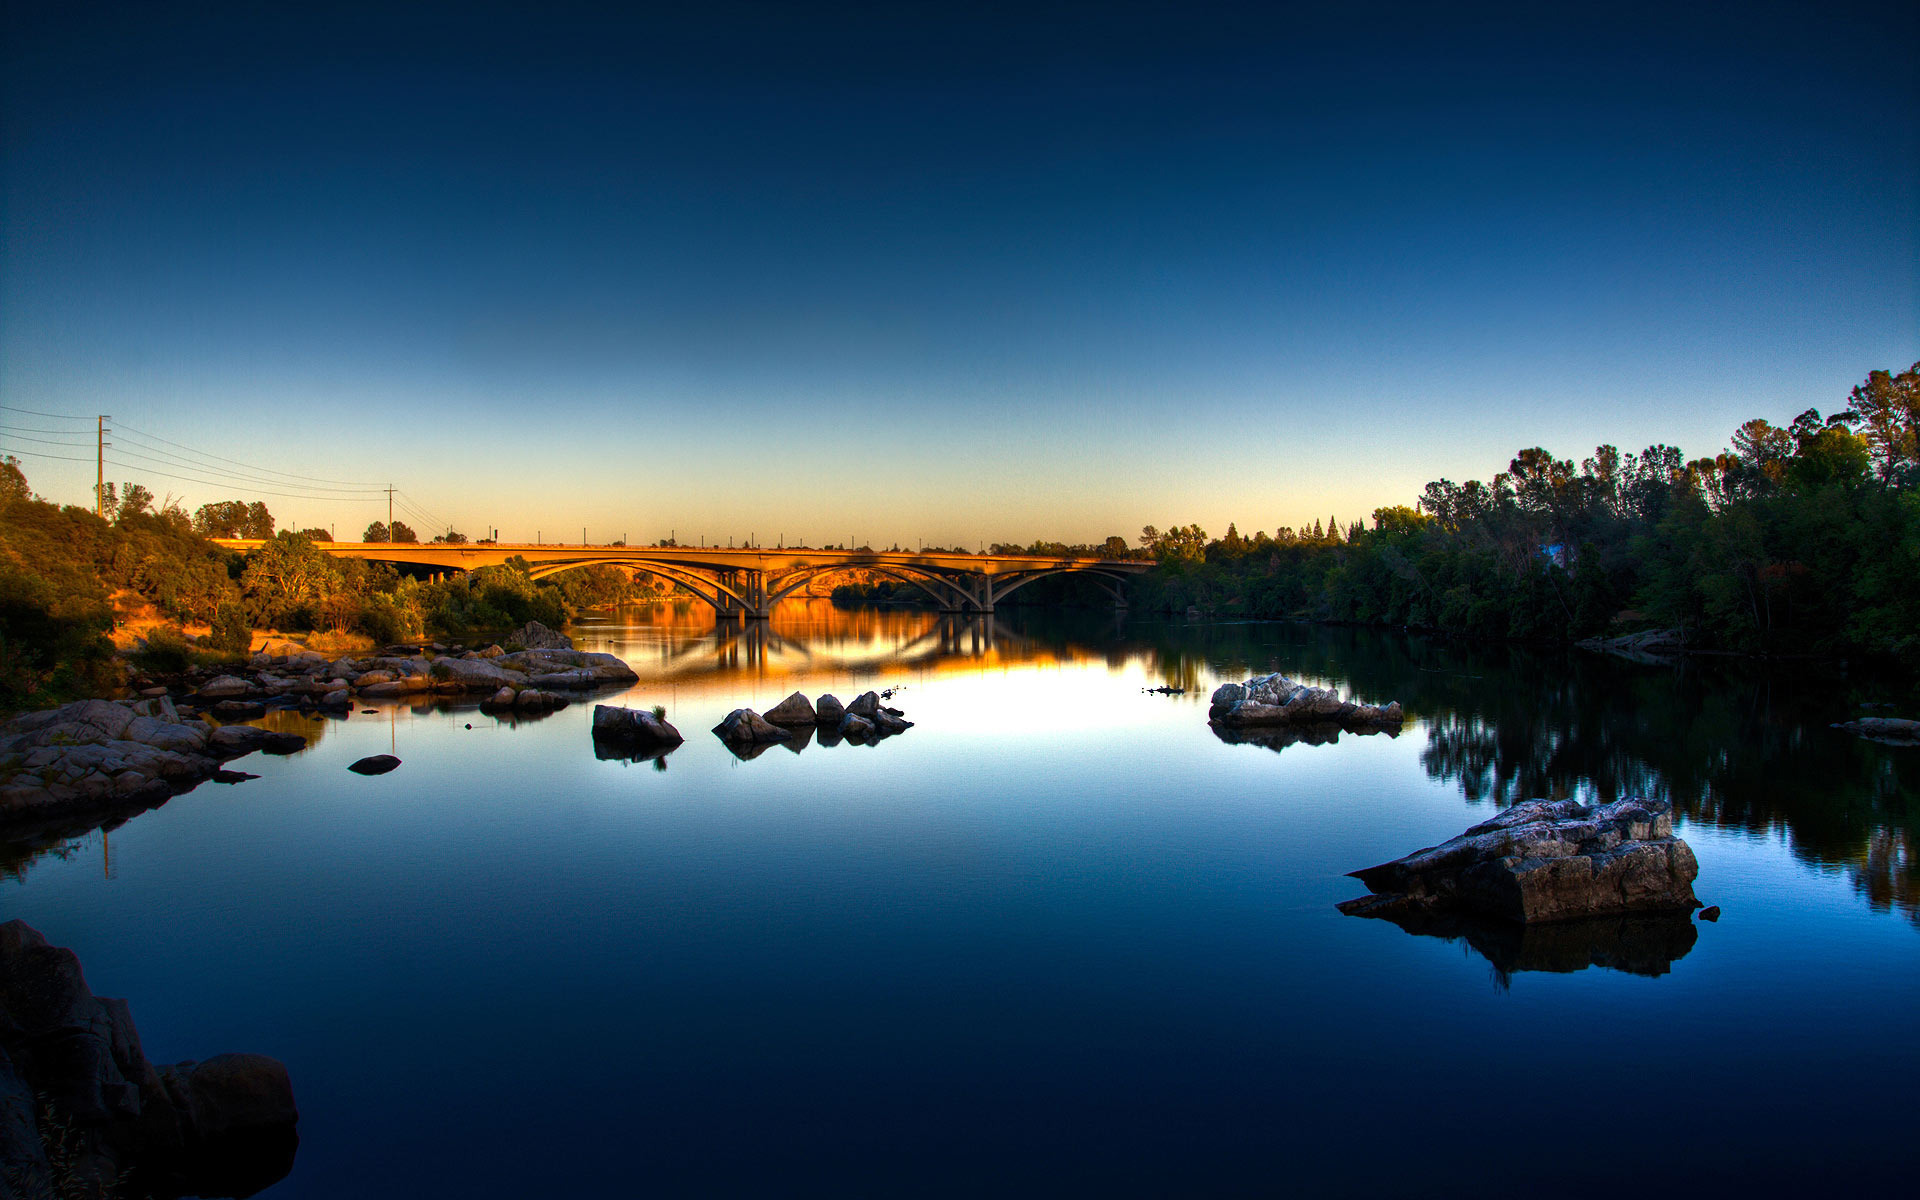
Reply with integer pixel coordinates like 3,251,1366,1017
3,1,1914,546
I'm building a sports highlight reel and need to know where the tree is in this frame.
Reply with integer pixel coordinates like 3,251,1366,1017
193,500,275,539
430,530,469,544
1847,362,1920,483
115,483,155,522
298,527,332,541
390,520,418,544
363,521,389,542
0,457,27,504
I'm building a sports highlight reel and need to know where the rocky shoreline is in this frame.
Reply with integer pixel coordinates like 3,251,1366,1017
0,622,639,836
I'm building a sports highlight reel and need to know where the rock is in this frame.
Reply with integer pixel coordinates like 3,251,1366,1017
0,920,297,1197
1338,797,1700,925
591,705,684,746
428,656,521,691
320,689,351,710
1832,716,1920,744
1698,905,1721,922
763,692,816,725
838,712,876,740
711,709,792,744
211,700,268,721
846,691,882,718
476,644,505,658
197,675,253,699
1575,628,1687,664
209,726,308,758
479,687,517,712
871,709,914,735
348,755,401,775
507,621,573,651
514,689,568,712
1208,673,1402,731
815,694,845,724
358,677,429,698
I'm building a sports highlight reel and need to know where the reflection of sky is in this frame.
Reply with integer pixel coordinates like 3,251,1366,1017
5,611,1916,1194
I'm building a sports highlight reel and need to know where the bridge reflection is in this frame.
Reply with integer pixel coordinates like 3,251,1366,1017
578,602,1029,683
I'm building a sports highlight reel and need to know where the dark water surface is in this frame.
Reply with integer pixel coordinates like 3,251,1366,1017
7,604,1917,1196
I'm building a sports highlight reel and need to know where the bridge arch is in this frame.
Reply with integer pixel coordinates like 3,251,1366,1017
988,567,1134,608
523,557,755,614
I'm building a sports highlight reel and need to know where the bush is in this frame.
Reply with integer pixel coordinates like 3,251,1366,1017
131,625,196,675
208,602,252,655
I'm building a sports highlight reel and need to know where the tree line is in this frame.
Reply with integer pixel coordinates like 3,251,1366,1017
0,459,662,711
1117,363,1918,672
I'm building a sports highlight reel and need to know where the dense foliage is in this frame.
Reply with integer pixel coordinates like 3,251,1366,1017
1124,365,1920,671
0,460,646,712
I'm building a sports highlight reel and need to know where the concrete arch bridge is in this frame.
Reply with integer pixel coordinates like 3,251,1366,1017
214,541,1152,618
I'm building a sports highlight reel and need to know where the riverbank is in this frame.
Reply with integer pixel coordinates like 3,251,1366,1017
0,625,640,839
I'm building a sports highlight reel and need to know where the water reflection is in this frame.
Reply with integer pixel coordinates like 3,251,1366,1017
1350,905,1699,986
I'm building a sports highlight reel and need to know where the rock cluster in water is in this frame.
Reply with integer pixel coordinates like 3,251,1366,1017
0,920,298,1199
1208,673,1403,731
2,638,643,828
1338,797,1701,925
1832,716,1920,745
712,691,913,757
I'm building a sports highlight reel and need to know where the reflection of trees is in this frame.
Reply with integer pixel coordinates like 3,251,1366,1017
1071,618,1919,927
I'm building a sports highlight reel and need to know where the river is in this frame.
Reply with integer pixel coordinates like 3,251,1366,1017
6,602,1916,1195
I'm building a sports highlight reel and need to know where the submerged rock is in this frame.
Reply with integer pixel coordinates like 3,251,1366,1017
347,755,401,776
0,920,298,1198
1338,797,1700,925
1208,673,1402,731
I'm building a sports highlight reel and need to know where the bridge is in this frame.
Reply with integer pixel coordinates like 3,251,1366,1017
212,540,1153,618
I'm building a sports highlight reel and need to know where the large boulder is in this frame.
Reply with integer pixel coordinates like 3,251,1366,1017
815,694,846,724
1208,673,1402,731
763,692,816,726
845,691,882,718
0,921,297,1197
591,705,684,747
1338,797,1700,925
507,621,573,651
711,709,792,744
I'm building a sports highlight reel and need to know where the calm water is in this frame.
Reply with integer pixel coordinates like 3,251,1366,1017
6,603,1917,1196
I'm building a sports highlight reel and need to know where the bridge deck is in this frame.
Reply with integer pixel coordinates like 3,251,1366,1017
211,540,1153,577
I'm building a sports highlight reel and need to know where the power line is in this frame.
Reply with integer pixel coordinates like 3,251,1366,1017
0,424,94,439
107,443,388,499
0,404,92,423
4,447,96,463
103,457,391,502
0,431,94,447
116,422,382,488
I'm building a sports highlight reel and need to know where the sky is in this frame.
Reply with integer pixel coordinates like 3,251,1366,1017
2,0,1915,546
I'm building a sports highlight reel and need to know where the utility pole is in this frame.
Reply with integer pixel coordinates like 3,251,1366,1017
385,486,395,539
95,415,111,517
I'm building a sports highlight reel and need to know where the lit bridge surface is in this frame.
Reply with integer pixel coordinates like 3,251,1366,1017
212,541,1152,618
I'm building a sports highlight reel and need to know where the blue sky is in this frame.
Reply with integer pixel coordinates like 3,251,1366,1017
3,1,1914,545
